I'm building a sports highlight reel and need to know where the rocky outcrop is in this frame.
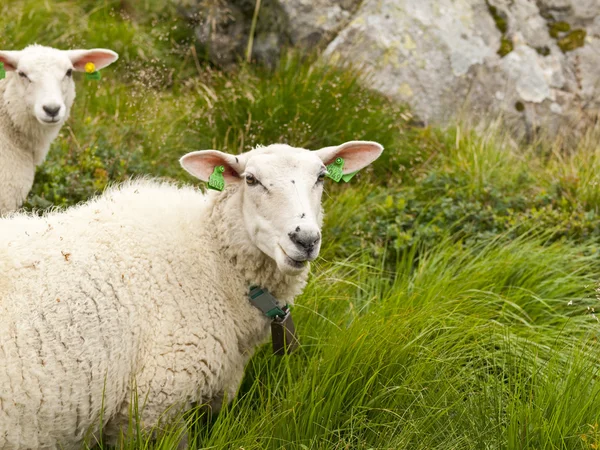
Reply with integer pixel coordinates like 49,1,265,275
179,0,360,66
325,1,501,125
278,0,361,47
324,0,600,137
181,0,600,137
179,0,289,66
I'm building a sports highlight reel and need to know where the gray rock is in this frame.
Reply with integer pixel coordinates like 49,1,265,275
191,2,248,66
490,0,551,49
278,0,360,46
180,0,290,67
179,0,358,66
324,0,600,137
324,0,501,124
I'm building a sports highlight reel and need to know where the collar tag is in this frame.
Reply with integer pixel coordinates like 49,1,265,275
249,286,285,318
249,286,299,355
271,311,299,355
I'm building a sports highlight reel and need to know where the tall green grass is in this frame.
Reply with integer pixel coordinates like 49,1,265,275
100,233,600,449
3,1,600,449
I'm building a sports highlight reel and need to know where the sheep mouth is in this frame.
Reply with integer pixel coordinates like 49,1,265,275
285,256,307,269
279,246,308,269
39,117,61,125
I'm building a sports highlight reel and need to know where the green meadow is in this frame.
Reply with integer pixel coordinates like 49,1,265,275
3,1,600,448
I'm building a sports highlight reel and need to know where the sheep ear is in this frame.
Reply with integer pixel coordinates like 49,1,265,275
180,150,244,183
66,49,119,72
314,141,384,174
0,51,21,71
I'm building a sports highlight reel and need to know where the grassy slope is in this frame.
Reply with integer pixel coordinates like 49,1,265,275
3,1,600,449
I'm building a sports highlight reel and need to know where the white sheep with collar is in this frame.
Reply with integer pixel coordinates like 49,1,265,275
0,45,118,214
0,140,383,449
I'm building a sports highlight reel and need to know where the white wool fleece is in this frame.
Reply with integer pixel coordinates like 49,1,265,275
0,45,118,214
0,141,383,449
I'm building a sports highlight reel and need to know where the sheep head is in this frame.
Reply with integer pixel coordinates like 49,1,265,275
180,141,383,275
0,45,118,127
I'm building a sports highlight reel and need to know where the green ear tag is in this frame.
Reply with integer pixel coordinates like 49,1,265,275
341,171,358,182
326,157,344,183
86,71,101,80
0,63,5,80
208,165,225,191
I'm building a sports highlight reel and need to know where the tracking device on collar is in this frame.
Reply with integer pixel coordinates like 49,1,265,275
249,286,299,355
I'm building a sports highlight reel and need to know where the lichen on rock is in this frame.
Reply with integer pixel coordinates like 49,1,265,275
487,1,513,56
557,29,586,52
548,21,571,38
498,37,514,56
322,0,599,138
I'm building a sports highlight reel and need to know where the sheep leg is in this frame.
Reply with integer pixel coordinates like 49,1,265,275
206,367,245,414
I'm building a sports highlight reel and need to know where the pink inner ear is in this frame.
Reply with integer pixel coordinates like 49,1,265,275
0,56,17,71
200,154,240,181
72,51,117,71
182,152,240,182
326,142,384,173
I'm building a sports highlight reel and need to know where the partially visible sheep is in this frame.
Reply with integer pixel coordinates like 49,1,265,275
0,45,118,214
0,140,383,449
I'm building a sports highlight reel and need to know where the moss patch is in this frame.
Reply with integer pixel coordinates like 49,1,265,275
557,29,587,53
498,37,514,57
548,21,571,39
488,3,508,34
487,1,512,57
546,19,586,54
535,46,551,56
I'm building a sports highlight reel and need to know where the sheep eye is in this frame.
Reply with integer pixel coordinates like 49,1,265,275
246,174,257,186
317,172,326,183
18,71,29,80
66,69,73,77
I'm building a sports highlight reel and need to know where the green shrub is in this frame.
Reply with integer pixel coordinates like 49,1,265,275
323,125,600,267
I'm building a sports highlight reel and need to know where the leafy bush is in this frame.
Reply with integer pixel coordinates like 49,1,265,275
328,126,600,266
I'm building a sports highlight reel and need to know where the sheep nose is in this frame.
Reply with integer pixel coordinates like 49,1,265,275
43,105,61,117
288,228,321,253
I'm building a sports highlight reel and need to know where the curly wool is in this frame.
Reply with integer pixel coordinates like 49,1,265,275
0,180,307,449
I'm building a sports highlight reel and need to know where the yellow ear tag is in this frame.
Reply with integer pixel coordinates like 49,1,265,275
85,62,101,80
